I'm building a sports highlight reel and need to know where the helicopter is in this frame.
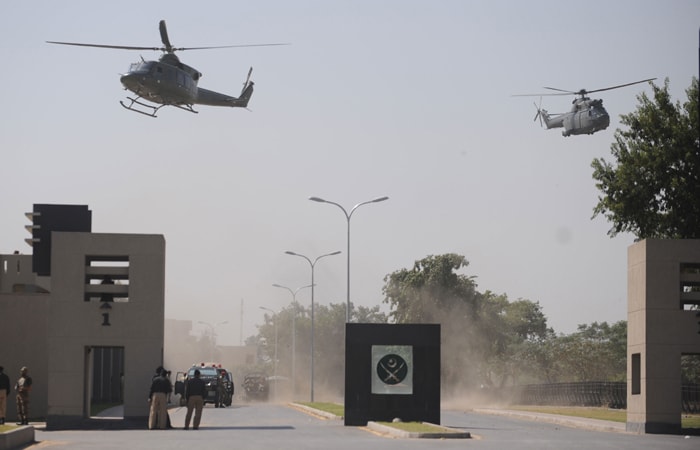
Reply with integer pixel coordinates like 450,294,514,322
514,78,656,136
47,20,287,117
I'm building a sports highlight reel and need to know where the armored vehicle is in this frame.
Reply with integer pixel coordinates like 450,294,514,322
175,363,233,407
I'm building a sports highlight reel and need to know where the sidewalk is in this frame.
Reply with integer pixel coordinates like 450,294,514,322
474,408,628,433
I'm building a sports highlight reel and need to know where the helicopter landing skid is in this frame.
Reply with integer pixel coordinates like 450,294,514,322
120,97,199,117
120,96,164,118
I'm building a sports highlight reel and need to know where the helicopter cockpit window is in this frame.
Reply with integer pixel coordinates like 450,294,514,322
128,61,155,74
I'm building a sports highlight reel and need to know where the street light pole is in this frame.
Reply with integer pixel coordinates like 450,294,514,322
272,283,312,399
309,196,389,322
198,320,229,361
259,307,278,402
285,250,341,402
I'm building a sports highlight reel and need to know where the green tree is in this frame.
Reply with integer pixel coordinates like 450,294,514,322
382,254,551,392
549,321,627,382
256,301,387,399
382,253,480,324
591,77,700,239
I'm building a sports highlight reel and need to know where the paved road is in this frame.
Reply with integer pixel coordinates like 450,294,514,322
25,403,698,450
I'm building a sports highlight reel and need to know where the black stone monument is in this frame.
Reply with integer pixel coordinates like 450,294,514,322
344,323,440,426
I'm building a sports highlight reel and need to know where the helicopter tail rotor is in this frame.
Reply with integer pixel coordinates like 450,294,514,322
243,67,253,91
533,98,544,127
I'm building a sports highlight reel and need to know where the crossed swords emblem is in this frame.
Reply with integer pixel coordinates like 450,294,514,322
378,355,407,385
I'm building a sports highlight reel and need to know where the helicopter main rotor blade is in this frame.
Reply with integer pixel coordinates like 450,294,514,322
583,78,657,95
512,91,572,97
177,43,290,50
159,20,173,53
46,41,163,51
47,40,289,52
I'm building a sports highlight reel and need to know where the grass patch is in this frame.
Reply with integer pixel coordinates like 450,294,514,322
377,421,458,433
510,405,700,429
0,424,18,433
682,415,700,429
297,402,344,417
510,405,627,423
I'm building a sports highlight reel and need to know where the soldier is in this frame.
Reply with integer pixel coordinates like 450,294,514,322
14,367,32,425
0,366,10,425
184,369,206,430
148,368,172,430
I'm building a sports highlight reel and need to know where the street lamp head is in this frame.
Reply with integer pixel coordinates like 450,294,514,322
372,196,389,203
329,251,342,256
285,251,298,256
309,196,327,203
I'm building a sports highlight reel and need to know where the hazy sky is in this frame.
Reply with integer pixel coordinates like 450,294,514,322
2,1,698,345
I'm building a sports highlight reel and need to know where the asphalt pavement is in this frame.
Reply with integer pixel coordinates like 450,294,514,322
21,403,699,450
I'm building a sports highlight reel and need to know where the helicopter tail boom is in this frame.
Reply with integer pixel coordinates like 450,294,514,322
194,67,254,108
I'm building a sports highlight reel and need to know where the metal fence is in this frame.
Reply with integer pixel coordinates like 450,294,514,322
513,382,700,413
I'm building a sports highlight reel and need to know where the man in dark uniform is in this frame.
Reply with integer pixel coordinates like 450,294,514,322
148,368,172,430
184,369,206,430
14,367,32,425
0,366,10,425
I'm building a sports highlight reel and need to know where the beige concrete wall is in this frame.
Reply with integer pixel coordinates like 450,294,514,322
627,239,700,434
0,294,49,421
46,232,165,427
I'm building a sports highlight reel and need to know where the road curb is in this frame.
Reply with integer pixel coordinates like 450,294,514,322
288,403,342,420
366,421,471,439
0,425,35,450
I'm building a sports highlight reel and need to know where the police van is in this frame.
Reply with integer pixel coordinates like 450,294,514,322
174,363,234,407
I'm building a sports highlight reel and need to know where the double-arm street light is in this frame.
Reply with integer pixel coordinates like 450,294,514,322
259,306,278,402
271,283,313,399
309,196,389,323
285,250,341,402
198,320,229,361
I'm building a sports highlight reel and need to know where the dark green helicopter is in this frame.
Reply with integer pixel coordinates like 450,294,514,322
47,20,286,117
514,78,655,136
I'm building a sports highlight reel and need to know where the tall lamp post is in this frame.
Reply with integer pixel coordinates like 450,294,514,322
271,283,313,399
198,320,229,361
309,196,389,322
285,250,341,402
259,307,278,402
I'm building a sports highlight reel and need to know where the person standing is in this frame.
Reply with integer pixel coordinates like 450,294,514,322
184,369,206,430
0,366,10,425
14,367,32,425
148,368,172,430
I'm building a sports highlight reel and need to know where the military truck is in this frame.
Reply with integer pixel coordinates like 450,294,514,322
243,372,269,401
174,363,233,407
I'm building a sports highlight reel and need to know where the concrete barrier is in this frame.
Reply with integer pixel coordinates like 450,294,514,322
0,425,35,450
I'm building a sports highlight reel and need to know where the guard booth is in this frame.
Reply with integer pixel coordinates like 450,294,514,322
627,239,700,434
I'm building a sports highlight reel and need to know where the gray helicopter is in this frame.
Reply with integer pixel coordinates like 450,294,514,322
514,78,656,136
47,20,287,117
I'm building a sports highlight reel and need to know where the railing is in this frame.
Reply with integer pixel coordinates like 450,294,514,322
513,382,700,413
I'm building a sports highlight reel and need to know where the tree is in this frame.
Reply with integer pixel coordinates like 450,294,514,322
382,253,480,324
591,77,700,239
382,254,551,392
256,301,387,399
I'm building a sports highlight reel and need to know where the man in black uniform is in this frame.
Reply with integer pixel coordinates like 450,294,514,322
184,369,206,430
148,368,172,430
0,366,10,425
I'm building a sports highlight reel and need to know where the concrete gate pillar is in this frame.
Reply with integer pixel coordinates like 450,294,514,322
626,239,700,434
